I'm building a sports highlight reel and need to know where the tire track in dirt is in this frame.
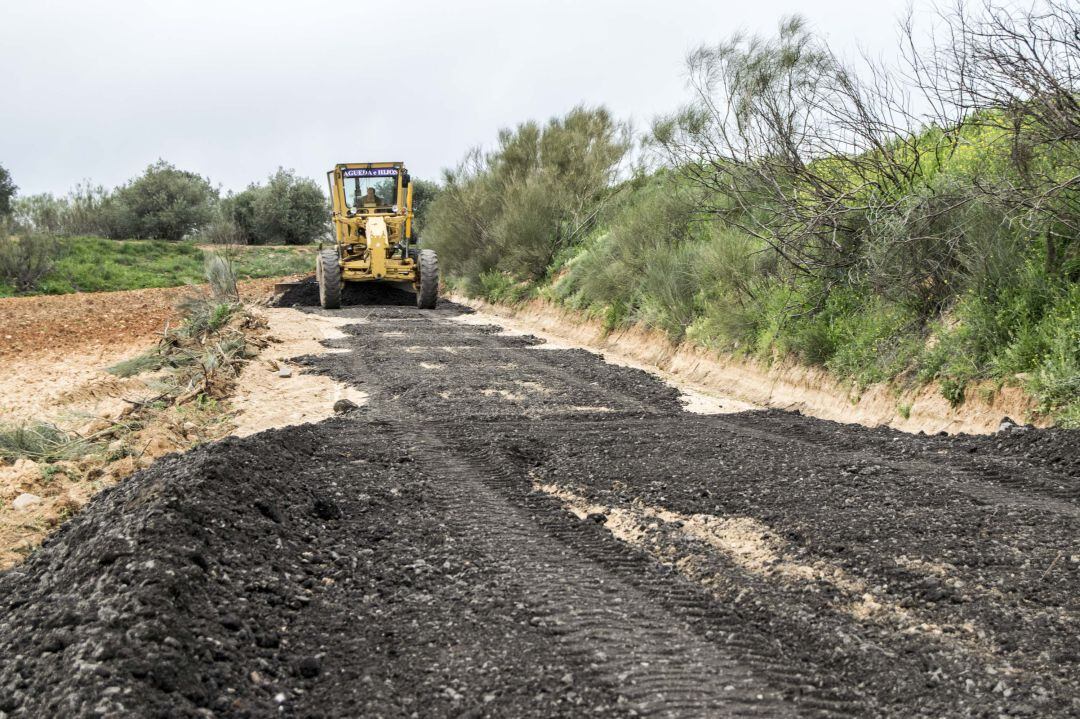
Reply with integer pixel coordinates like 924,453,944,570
408,430,796,717
284,293,852,716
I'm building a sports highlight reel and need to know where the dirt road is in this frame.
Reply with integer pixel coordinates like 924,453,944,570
1,284,1077,717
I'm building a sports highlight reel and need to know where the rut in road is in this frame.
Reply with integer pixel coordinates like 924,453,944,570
0,283,1077,718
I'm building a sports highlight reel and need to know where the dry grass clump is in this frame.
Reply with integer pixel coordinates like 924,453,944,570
109,251,267,400
108,297,268,403
0,422,96,463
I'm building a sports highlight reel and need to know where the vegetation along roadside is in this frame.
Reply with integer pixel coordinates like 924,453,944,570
422,2,1080,427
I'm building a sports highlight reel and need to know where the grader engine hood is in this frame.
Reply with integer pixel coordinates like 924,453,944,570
365,217,389,279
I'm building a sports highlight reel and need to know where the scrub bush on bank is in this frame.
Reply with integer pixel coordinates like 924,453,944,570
424,3,1080,424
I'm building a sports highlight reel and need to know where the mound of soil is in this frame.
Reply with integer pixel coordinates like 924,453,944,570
0,278,286,361
274,277,418,309
0,422,624,717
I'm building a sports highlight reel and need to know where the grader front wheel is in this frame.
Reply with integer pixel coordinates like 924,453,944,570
317,249,342,310
416,249,439,309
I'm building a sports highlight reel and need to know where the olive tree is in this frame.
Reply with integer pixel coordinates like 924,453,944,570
426,105,630,284
0,164,16,218
219,169,327,245
113,160,217,241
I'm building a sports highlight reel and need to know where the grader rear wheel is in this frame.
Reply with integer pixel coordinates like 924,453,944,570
317,249,342,310
416,249,439,309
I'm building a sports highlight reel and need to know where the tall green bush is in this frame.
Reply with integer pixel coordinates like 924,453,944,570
425,106,629,288
62,183,125,237
0,164,16,217
410,178,440,234
12,193,66,234
423,6,1080,422
0,221,58,293
112,160,217,241
218,168,327,245
251,169,327,245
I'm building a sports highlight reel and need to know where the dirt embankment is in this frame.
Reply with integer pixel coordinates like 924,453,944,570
452,295,1045,435
0,279,286,361
0,277,363,569
0,279,290,421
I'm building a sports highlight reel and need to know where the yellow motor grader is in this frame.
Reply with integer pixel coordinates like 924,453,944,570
317,162,438,309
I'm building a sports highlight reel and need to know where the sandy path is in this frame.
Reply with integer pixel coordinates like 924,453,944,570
451,294,1044,434
230,308,367,436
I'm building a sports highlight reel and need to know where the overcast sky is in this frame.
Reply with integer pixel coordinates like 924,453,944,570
1,0,915,196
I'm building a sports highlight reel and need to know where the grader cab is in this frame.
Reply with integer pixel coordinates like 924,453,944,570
317,162,438,309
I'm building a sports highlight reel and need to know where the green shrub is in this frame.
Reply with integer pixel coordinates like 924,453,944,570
915,257,1077,404
557,174,698,329
426,106,630,286
112,160,217,241
12,193,66,233
858,177,1017,316
825,300,922,388
221,186,259,243
0,225,59,293
61,183,126,237
0,164,15,217
633,242,701,340
409,178,440,234
420,10,1080,425
477,270,533,305
1056,401,1080,429
220,168,327,245
940,377,966,406
200,215,247,246
1026,284,1080,415
250,169,327,245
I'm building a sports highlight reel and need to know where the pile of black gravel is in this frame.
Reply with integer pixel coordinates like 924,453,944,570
274,277,419,309
0,421,624,718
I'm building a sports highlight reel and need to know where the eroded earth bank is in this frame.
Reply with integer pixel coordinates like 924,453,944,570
1,283,1078,717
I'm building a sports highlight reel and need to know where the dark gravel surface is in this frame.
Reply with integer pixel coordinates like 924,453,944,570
1,282,1077,718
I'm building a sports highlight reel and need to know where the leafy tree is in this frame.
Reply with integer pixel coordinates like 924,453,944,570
250,169,327,245
13,193,66,234
220,169,327,245
221,186,262,243
0,164,17,217
63,183,125,238
409,178,440,235
426,106,629,284
113,160,217,241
